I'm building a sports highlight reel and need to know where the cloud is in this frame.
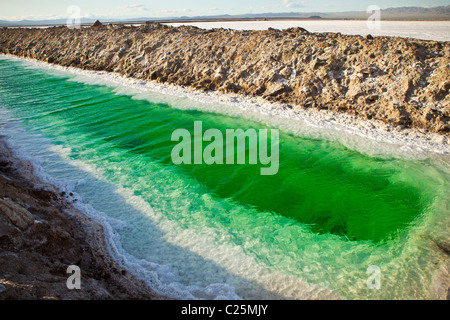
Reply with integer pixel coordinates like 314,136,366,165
125,4,144,9
156,8,192,16
282,0,305,8
123,4,149,11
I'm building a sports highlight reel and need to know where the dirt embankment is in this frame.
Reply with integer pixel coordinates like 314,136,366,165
0,22,449,134
0,139,163,300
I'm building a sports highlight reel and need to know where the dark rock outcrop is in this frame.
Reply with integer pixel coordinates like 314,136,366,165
91,20,103,28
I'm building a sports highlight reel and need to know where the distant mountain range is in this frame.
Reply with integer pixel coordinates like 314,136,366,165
1,5,449,27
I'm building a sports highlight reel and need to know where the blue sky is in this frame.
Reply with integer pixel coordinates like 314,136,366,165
1,0,449,20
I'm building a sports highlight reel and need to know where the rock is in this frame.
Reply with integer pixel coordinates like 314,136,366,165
214,66,227,80
422,107,437,123
345,45,360,55
311,57,327,69
387,104,411,125
365,94,379,104
264,81,292,97
0,197,35,230
430,259,450,300
355,64,379,77
221,81,241,93
91,20,103,28
346,79,364,99
279,67,292,79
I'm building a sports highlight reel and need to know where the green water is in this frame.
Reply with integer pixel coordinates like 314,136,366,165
0,57,448,299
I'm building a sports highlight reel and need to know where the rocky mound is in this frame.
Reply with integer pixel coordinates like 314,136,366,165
91,20,103,28
0,23,448,134
0,139,162,299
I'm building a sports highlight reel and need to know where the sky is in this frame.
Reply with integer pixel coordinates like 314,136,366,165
0,0,449,21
